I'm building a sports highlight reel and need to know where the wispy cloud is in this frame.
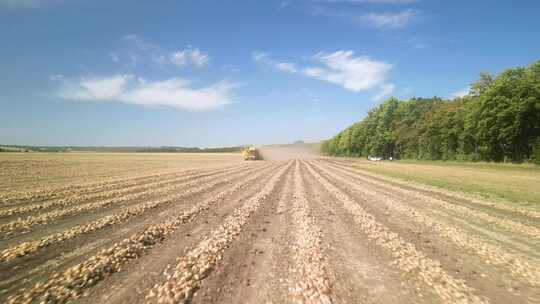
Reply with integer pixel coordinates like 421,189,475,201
413,42,430,49
114,35,210,68
49,74,64,81
221,64,239,73
253,50,393,98
114,34,162,67
305,3,418,30
123,34,160,52
303,51,391,91
110,53,120,62
0,0,64,9
450,87,470,99
58,75,235,111
371,83,395,101
280,1,292,9
252,52,299,73
318,0,419,3
359,9,417,29
170,48,210,67
0,0,36,7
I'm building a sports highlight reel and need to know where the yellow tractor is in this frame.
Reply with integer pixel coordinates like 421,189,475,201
241,147,262,161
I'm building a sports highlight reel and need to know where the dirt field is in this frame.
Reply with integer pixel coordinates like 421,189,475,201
0,153,242,200
0,153,539,304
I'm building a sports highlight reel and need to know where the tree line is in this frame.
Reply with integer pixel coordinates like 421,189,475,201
0,145,245,153
135,146,244,153
321,60,540,163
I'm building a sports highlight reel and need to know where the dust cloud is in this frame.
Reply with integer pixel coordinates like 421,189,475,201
258,144,320,161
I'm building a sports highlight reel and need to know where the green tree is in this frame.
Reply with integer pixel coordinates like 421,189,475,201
321,59,540,164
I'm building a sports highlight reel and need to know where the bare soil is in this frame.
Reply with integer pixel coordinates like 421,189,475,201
1,154,538,304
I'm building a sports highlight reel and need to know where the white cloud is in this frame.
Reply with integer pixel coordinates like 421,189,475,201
303,50,391,91
360,9,416,29
306,3,419,30
252,52,298,73
413,42,430,49
0,0,36,7
221,64,239,73
321,0,418,3
114,35,160,66
371,83,395,101
252,52,268,62
115,35,210,68
170,48,210,67
123,34,159,52
275,62,299,73
61,75,131,100
170,52,187,66
254,50,392,92
189,49,210,66
110,54,120,62
450,87,470,99
280,1,291,8
59,75,234,111
49,74,63,81
0,0,64,8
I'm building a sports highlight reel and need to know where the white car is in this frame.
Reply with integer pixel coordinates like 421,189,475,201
368,155,383,161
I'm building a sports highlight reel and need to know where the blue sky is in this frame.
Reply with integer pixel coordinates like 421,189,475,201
1,0,539,147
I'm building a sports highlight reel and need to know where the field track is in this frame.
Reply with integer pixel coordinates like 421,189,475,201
1,159,538,304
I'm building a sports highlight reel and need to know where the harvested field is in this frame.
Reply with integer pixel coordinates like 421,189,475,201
0,153,242,200
0,153,539,303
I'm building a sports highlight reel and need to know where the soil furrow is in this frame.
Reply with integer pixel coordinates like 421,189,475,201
0,163,250,218
287,160,333,304
0,162,247,206
301,161,434,304
145,161,293,304
0,163,260,236
304,161,488,304
312,161,540,294
0,163,275,299
0,163,272,263
182,163,295,304
4,162,280,304
0,164,265,249
0,165,224,205
321,161,540,242
3,152,537,304
77,163,283,304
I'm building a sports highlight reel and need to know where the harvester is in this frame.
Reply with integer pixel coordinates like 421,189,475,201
241,147,262,161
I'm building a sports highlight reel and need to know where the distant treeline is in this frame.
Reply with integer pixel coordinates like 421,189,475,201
321,60,540,163
135,146,244,153
0,145,66,153
0,145,245,153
